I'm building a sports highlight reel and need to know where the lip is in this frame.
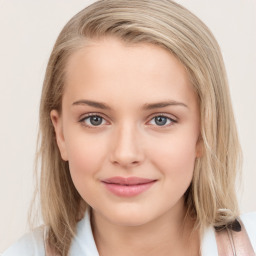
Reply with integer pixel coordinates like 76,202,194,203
101,176,157,197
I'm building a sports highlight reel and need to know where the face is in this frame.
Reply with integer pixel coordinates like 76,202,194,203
51,37,201,227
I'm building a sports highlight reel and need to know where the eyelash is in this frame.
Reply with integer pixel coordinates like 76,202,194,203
79,113,108,128
79,113,177,129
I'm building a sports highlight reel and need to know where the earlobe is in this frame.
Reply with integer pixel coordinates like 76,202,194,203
50,110,68,161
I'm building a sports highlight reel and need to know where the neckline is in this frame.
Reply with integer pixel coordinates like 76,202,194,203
69,207,99,255
71,207,219,256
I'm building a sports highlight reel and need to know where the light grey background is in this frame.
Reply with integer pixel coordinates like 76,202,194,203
0,0,255,252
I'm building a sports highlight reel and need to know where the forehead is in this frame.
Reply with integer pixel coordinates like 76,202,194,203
63,37,196,107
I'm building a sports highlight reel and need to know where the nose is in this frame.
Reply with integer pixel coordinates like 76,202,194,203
109,123,145,168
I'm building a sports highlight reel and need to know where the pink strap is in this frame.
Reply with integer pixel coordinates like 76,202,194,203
215,220,255,256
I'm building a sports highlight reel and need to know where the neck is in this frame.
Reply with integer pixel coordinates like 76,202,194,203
91,200,200,256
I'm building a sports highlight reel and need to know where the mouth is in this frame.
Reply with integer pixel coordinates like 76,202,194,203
101,176,157,197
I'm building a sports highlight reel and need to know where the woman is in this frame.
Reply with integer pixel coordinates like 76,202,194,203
3,0,256,255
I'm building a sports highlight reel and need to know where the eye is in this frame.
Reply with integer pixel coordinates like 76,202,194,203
80,114,107,127
148,115,177,127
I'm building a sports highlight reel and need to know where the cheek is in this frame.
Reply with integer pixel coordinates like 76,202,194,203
65,134,107,188
149,133,198,180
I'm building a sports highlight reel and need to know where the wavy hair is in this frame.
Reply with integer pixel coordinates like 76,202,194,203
31,0,242,255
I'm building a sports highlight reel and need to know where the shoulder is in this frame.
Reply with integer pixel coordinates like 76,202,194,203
240,211,256,252
2,227,45,256
201,212,256,256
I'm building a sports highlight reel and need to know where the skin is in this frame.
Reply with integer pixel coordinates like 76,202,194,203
51,37,201,256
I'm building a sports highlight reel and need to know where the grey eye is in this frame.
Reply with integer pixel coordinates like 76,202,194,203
154,116,168,126
89,116,103,126
82,115,107,126
148,115,176,127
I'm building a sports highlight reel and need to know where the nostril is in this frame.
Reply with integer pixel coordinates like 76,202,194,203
109,133,145,166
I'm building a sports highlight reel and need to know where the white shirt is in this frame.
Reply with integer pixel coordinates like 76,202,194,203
2,211,256,256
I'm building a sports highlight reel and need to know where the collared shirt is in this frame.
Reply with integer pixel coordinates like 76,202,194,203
2,211,256,256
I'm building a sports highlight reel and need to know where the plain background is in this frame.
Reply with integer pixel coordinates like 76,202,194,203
0,0,255,252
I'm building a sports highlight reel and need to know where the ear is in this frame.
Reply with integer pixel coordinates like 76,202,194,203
196,136,204,158
50,109,68,161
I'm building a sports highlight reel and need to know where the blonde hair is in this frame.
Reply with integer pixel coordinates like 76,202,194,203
32,0,242,255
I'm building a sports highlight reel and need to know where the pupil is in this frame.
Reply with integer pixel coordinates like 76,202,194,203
155,116,167,126
90,116,102,126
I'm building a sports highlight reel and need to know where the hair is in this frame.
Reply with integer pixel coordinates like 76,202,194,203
31,0,242,255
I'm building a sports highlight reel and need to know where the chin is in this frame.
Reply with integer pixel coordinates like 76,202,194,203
105,206,155,227
111,215,151,227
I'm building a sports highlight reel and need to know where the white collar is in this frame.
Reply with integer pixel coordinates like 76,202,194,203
69,208,219,256
200,226,218,256
70,208,99,255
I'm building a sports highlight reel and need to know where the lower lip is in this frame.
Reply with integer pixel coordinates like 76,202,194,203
102,181,156,197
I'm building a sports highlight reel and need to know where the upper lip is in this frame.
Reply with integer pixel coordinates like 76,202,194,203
102,176,156,185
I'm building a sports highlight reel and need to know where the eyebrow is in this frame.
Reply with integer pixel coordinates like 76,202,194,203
72,100,111,110
72,99,188,110
142,101,188,110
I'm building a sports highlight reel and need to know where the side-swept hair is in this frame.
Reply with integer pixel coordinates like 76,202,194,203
31,0,241,255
